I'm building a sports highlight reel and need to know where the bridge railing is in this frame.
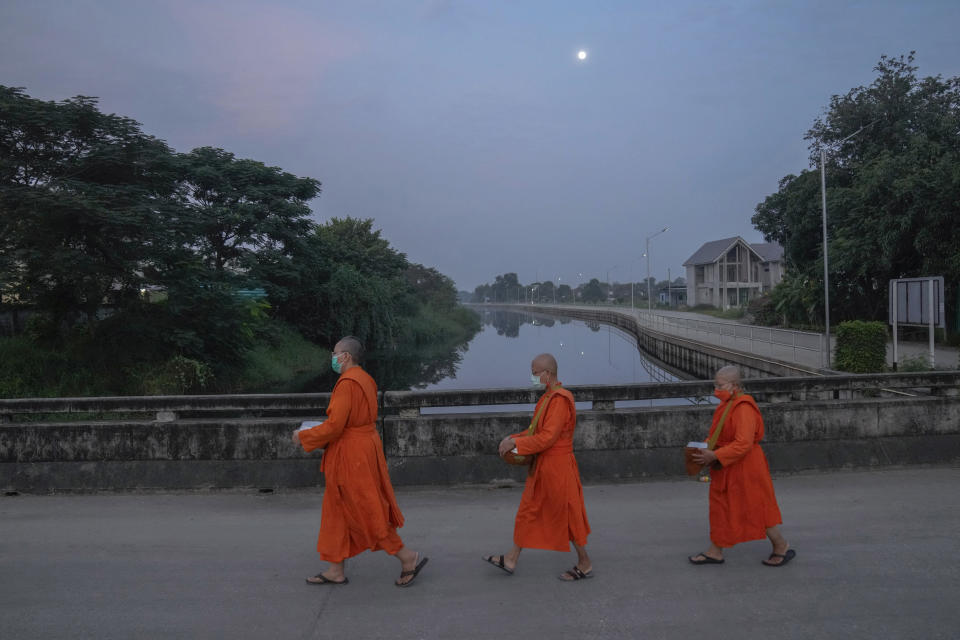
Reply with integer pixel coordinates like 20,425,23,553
1,372,957,423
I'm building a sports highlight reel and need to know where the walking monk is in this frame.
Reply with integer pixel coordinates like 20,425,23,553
689,365,795,567
484,353,593,581
292,336,428,587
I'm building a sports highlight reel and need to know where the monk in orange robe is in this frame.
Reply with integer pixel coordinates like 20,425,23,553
484,353,593,581
689,365,795,567
292,336,428,587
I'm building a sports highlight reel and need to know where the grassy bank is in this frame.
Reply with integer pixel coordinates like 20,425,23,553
0,320,328,398
0,307,480,398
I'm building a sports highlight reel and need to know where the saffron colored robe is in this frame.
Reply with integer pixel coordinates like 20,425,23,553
297,367,405,563
511,383,591,551
707,393,783,547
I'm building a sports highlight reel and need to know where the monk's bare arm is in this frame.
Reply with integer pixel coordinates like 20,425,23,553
297,382,353,451
714,407,756,467
514,399,567,455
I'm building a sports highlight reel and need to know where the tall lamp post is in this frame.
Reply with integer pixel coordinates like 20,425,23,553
819,121,877,367
606,265,619,304
629,258,643,309
646,227,669,312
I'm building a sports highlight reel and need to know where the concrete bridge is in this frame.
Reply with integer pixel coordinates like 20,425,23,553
3,372,958,492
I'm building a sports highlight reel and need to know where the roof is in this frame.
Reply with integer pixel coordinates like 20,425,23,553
682,237,741,266
683,236,783,266
750,242,784,262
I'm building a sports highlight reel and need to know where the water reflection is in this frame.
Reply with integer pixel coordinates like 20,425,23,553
303,335,475,392
423,309,683,391
297,309,692,397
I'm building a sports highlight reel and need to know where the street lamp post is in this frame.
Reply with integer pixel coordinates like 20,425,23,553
819,120,877,367
628,258,643,309
645,227,669,312
606,265,619,304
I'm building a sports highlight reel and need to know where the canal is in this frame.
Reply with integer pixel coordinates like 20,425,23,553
420,308,683,390
303,308,706,409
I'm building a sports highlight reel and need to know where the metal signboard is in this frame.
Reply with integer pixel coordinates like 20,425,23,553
888,276,945,328
888,276,945,369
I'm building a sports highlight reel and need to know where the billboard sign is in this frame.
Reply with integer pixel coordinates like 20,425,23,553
888,276,945,328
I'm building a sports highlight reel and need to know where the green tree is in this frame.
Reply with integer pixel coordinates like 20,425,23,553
405,263,457,310
179,146,319,278
0,86,181,333
269,217,412,348
753,53,960,328
581,278,605,303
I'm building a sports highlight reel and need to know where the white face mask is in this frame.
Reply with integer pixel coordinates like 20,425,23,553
530,373,545,389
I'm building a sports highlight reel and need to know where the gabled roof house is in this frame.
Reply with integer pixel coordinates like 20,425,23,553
683,236,784,309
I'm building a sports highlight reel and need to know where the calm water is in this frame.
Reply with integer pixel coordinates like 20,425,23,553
421,308,681,391
302,309,705,409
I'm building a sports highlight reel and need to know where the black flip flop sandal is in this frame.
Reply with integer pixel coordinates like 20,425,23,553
559,566,594,581
396,555,429,587
762,549,796,567
483,554,515,575
689,553,725,565
306,574,349,585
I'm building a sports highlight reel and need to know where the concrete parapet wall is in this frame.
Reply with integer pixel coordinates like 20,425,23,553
3,383,959,491
380,397,960,485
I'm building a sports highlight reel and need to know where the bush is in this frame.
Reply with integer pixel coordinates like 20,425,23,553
230,321,329,393
898,354,932,372
747,294,780,326
834,321,887,372
139,356,214,395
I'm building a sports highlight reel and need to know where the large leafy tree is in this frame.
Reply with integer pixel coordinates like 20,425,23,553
0,86,181,331
268,217,414,347
753,53,960,327
179,146,319,278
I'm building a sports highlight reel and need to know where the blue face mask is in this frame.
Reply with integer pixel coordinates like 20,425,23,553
530,373,545,389
331,353,342,374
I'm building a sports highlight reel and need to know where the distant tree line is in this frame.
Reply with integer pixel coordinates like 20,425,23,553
0,86,478,395
752,53,960,332
471,272,683,306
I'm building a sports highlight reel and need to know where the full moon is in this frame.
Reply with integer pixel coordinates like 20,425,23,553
577,50,587,60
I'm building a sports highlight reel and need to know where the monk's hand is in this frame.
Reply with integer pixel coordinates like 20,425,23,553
498,437,516,457
691,448,717,466
291,431,301,447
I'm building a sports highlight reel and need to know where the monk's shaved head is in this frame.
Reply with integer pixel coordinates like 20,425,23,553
532,353,558,375
715,365,741,387
335,336,364,363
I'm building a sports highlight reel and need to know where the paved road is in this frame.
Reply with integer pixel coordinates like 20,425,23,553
2,467,958,639
520,303,959,372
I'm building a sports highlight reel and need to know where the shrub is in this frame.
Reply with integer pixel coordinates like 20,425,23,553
747,294,780,326
898,354,932,372
834,321,887,372
139,356,214,395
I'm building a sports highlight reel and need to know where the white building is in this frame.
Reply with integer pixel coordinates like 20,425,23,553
683,237,784,309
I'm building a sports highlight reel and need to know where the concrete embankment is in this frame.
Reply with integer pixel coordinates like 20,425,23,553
477,303,824,378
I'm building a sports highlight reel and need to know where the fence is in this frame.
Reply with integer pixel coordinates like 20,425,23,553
631,310,825,368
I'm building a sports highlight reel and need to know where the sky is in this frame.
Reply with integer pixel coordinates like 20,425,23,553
1,0,958,292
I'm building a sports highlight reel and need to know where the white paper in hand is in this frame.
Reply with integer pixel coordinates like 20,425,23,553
298,421,324,432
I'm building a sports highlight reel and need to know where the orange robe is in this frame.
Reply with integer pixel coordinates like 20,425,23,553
511,383,591,551
707,393,783,547
297,367,405,563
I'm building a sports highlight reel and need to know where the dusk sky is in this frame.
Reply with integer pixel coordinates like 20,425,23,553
2,1,958,291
